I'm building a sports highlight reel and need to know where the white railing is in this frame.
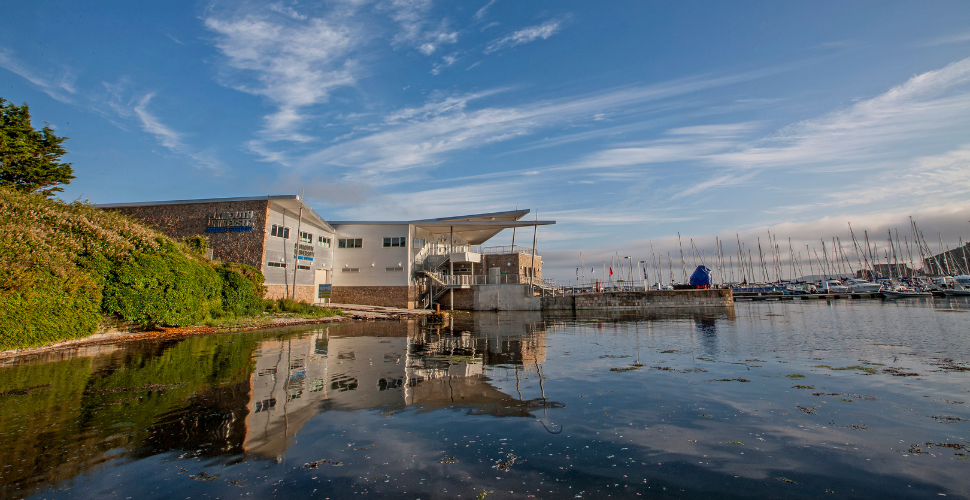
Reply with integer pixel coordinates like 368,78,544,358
424,272,557,288
480,245,537,256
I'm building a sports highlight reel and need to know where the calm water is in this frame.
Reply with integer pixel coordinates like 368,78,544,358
2,298,970,499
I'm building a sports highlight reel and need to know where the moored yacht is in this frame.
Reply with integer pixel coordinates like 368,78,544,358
844,278,883,293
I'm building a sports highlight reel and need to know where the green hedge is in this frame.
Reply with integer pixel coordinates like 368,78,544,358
0,268,102,351
99,245,222,327
218,263,265,318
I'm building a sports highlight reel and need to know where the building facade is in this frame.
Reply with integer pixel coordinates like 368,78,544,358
100,196,334,303
100,196,555,309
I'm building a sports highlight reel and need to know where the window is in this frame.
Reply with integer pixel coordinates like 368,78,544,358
297,264,311,271
412,238,426,249
317,236,331,248
267,262,287,268
386,266,404,272
383,236,406,247
338,238,362,248
299,231,312,243
271,224,290,239
341,268,360,273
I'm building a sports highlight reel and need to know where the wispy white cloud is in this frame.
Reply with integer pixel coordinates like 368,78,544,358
133,93,181,150
133,93,222,171
0,48,77,104
430,53,458,75
204,6,361,154
301,69,776,178
268,2,308,20
924,31,970,46
384,0,457,55
484,19,562,54
474,0,497,20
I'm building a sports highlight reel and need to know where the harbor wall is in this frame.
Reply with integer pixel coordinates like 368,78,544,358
474,284,541,311
541,289,733,310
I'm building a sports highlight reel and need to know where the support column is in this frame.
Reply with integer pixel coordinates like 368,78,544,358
450,225,454,310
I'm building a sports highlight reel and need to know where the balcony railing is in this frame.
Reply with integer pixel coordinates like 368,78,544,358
424,272,557,288
480,245,537,256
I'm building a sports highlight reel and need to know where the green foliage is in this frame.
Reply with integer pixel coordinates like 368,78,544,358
272,298,342,317
0,98,74,197
0,186,270,349
218,263,264,317
182,235,208,256
100,246,222,327
0,269,102,351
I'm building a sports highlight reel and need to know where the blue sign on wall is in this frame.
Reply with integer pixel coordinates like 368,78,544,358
206,226,254,233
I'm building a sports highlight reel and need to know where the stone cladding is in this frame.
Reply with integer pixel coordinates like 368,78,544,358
483,252,543,281
332,285,416,308
265,284,316,303
107,200,270,270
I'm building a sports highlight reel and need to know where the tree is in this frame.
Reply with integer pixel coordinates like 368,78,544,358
0,98,74,197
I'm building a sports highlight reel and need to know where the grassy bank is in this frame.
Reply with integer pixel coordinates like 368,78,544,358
0,187,337,351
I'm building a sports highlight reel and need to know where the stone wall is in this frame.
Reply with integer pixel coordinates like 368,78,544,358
107,200,270,270
483,253,542,282
541,289,734,310
265,284,317,303
332,285,416,308
443,289,475,310
474,284,541,311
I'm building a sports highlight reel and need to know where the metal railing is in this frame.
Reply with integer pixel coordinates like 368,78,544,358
423,272,557,288
480,245,537,256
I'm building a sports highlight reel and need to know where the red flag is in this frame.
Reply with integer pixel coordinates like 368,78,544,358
609,267,613,276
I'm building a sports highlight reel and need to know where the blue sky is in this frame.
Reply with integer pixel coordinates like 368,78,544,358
3,1,970,280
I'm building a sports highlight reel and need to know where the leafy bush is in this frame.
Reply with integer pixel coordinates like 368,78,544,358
272,298,341,317
100,245,222,327
0,268,102,350
218,263,264,318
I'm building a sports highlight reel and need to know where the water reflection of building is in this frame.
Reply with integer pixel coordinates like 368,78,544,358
243,314,561,458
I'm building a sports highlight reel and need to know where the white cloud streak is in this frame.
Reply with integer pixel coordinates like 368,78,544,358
474,0,497,20
133,93,222,171
484,19,562,54
385,0,457,55
204,7,360,149
301,69,776,178
0,48,76,104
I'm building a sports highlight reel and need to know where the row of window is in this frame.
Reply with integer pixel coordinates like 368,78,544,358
269,226,331,249
271,224,290,239
268,261,314,270
270,228,424,251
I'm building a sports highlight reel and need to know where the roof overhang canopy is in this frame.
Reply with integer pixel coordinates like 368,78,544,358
412,220,556,245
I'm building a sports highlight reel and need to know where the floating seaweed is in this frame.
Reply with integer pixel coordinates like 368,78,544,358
304,459,343,468
929,415,969,423
493,454,519,471
190,471,219,481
